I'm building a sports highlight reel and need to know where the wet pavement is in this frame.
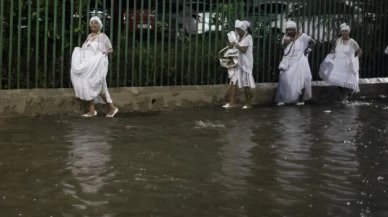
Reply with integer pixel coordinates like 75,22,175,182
1,101,388,217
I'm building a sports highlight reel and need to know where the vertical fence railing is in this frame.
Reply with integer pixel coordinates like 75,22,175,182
0,0,3,89
7,0,13,89
383,1,388,75
0,0,388,90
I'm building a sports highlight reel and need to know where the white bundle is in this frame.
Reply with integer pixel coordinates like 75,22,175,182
227,31,238,43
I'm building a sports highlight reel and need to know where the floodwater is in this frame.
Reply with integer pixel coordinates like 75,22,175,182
1,101,388,217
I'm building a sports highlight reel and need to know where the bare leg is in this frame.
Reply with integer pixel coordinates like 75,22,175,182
338,87,347,101
338,86,344,94
229,85,238,107
224,85,231,103
339,88,356,102
346,88,355,101
244,87,252,108
299,88,305,102
99,93,116,114
85,100,95,116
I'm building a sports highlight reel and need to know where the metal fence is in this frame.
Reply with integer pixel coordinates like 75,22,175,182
1,0,388,90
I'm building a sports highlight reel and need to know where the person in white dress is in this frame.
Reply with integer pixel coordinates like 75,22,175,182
223,20,256,109
319,23,363,101
71,17,118,117
275,20,316,106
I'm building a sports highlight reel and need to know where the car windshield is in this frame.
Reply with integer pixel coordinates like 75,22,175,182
287,1,356,17
249,6,266,16
186,2,215,12
155,2,185,13
122,0,155,9
89,0,106,8
259,3,288,15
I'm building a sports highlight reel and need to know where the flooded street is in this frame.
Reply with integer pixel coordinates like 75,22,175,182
1,101,388,217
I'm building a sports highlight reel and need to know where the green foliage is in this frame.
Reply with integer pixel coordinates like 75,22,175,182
107,36,227,87
1,0,388,89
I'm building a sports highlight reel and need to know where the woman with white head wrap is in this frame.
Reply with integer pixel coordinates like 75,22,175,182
319,23,362,102
223,20,256,109
70,16,118,117
276,20,316,106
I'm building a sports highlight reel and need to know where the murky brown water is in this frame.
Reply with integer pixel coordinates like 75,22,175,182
1,101,388,217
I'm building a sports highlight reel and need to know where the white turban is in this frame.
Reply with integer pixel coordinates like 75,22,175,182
235,20,250,32
285,20,297,29
90,16,103,31
340,23,350,32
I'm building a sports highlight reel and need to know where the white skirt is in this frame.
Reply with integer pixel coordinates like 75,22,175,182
71,47,113,103
276,55,312,103
319,54,360,92
227,66,256,89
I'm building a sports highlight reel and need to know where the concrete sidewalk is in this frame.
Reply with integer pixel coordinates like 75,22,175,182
1,79,388,118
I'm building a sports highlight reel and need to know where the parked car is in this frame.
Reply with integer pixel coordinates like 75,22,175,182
122,0,156,33
153,0,224,39
186,1,223,34
85,0,112,32
247,0,364,42
246,1,288,39
247,1,288,29
2,0,80,31
266,0,363,42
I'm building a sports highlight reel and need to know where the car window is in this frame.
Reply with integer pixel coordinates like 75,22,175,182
354,2,376,13
288,1,355,17
249,6,266,16
186,2,215,12
156,2,184,13
122,0,154,9
260,3,287,15
89,0,103,9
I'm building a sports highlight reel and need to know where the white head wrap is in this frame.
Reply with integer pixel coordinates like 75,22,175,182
235,20,251,32
90,16,103,31
340,23,350,32
285,20,297,29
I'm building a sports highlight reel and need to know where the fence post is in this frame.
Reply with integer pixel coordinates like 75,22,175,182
0,0,4,89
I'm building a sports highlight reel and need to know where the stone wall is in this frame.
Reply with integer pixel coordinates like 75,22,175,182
1,79,388,118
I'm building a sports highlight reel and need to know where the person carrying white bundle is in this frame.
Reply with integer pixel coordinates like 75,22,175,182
319,23,362,102
71,16,118,117
222,20,256,109
275,20,316,106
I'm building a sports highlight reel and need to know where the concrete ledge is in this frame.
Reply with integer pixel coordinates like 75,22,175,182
1,79,388,118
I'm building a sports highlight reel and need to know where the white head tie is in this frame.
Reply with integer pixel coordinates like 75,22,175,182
235,20,251,32
285,20,297,29
90,16,103,31
340,23,350,32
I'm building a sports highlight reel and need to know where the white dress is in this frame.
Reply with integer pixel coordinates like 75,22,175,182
71,33,113,103
227,33,256,89
276,33,313,103
319,38,360,92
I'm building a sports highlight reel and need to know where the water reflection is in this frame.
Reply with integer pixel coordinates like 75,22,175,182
214,117,255,215
272,107,313,213
1,103,388,217
64,120,114,216
319,105,360,216
354,102,388,216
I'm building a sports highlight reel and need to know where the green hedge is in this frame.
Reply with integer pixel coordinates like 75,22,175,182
1,0,388,89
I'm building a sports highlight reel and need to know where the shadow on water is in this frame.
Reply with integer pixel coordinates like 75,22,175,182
62,121,115,216
1,101,388,217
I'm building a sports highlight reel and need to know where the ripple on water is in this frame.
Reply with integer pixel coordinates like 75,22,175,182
194,120,226,129
1,104,388,216
345,101,373,107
